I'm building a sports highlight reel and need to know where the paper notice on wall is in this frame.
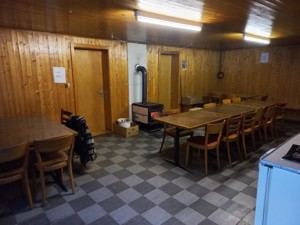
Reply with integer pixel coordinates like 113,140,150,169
260,52,269,63
53,67,66,83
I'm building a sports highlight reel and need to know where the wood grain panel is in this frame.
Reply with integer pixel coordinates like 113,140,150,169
0,28,128,130
219,46,300,109
147,45,220,103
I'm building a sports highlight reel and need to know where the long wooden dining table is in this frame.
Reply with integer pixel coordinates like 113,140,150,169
155,100,275,171
0,115,76,148
155,110,229,170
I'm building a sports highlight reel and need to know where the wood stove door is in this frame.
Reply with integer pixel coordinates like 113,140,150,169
158,53,180,109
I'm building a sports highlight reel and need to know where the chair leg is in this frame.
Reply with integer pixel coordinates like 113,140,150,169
264,126,268,143
236,140,243,161
39,169,47,206
204,149,208,175
216,148,220,170
23,172,33,209
68,165,75,193
159,132,167,153
185,143,190,167
270,123,275,140
226,142,232,167
251,132,256,151
241,135,247,159
257,128,263,146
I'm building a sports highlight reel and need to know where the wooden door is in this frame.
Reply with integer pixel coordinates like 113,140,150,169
158,53,180,110
72,47,107,136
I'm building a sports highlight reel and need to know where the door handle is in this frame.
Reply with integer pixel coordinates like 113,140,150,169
99,91,104,96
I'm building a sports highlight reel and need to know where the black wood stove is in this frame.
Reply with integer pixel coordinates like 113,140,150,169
132,65,164,132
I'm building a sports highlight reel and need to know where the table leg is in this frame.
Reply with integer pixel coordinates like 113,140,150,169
163,127,191,172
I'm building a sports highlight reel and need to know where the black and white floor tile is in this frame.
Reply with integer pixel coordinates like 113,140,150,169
1,121,300,225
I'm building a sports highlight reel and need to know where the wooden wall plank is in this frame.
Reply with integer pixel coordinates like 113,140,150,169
1,27,300,128
220,46,300,108
0,28,129,127
147,45,220,102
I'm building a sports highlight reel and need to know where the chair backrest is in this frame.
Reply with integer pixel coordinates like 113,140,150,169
222,98,232,104
33,135,75,169
61,109,72,124
254,107,266,124
203,102,217,108
224,115,242,138
34,134,75,154
231,96,241,103
0,142,29,186
241,110,257,131
0,142,28,163
275,102,287,117
263,105,276,121
204,120,225,146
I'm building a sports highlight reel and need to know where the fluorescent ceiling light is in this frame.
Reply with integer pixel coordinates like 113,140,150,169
135,10,202,32
138,0,202,21
243,33,270,44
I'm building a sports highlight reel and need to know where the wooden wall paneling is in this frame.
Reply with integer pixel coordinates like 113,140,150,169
147,45,220,103
0,28,130,128
28,31,42,116
0,30,11,117
219,46,300,109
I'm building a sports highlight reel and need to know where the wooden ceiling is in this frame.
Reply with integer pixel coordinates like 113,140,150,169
0,0,300,50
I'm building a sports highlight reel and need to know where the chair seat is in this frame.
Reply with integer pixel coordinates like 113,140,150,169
0,167,23,184
222,133,238,141
36,151,68,170
187,136,218,148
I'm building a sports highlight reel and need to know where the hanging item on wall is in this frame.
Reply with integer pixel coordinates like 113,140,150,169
216,51,224,80
182,60,187,70
217,71,224,79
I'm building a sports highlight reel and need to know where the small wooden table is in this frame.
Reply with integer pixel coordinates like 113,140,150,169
155,110,229,170
0,115,77,191
0,115,76,148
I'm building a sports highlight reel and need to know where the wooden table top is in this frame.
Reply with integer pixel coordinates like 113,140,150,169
0,115,76,148
233,100,275,108
155,110,229,130
209,91,258,99
203,104,257,116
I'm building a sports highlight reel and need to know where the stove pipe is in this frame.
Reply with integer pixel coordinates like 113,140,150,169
135,64,147,103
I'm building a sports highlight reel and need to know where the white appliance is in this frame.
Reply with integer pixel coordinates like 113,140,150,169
255,133,300,225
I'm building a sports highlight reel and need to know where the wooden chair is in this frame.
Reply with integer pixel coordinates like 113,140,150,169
222,98,232,104
0,142,33,208
253,107,266,146
274,102,287,137
61,109,72,125
231,96,241,103
222,115,243,166
240,110,257,159
203,102,217,108
261,105,276,142
159,109,193,153
185,120,225,175
33,134,75,206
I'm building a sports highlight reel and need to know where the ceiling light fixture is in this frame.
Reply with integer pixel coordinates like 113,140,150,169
138,0,202,21
134,10,202,32
243,33,270,44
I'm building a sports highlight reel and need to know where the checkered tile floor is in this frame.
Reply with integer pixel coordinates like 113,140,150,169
1,121,300,225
